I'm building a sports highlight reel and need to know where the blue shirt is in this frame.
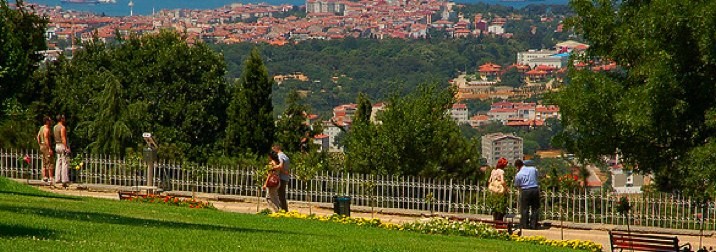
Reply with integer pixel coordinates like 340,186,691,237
514,166,539,189
277,152,291,181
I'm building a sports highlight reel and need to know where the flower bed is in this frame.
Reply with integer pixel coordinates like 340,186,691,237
266,211,601,252
125,194,216,210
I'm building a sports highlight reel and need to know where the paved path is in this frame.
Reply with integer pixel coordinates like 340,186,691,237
35,184,716,251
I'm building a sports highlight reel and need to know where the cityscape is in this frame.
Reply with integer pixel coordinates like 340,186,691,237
2,0,716,251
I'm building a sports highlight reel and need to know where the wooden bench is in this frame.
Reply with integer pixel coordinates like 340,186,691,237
118,191,145,200
609,230,691,252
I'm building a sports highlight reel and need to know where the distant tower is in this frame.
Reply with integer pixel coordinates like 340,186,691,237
128,0,134,16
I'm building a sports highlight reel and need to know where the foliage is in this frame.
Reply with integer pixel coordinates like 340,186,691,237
214,37,528,116
269,212,600,252
124,194,216,210
0,0,48,110
274,90,313,153
615,196,630,216
69,153,84,171
44,31,228,162
354,92,372,125
539,158,581,192
500,67,525,88
292,151,326,182
75,72,132,155
0,98,36,149
225,47,275,156
486,192,508,214
345,83,481,178
556,0,716,192
510,235,602,252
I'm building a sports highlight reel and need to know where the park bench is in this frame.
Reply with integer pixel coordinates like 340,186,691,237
609,230,692,252
118,191,144,200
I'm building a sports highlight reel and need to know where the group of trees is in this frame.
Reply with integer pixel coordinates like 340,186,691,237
0,0,286,162
344,85,481,179
214,37,526,117
0,0,48,149
555,0,716,198
7,0,716,196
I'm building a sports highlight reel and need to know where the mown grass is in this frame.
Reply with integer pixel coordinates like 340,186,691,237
0,177,579,251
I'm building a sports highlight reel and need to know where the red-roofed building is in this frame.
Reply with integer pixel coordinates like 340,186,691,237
478,62,502,81
469,114,490,127
313,133,330,151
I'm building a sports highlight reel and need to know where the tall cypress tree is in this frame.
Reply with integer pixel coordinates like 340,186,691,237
354,92,372,125
275,90,311,153
226,48,275,155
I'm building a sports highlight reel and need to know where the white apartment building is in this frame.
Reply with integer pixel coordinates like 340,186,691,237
450,103,469,124
482,133,523,167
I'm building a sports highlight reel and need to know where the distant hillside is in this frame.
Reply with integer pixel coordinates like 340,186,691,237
214,37,525,116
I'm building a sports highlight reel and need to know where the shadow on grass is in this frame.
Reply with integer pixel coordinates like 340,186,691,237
0,224,58,239
0,190,82,201
0,204,306,236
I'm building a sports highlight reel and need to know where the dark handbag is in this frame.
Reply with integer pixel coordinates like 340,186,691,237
266,173,280,188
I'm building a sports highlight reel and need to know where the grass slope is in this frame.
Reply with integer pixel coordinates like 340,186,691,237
0,177,577,252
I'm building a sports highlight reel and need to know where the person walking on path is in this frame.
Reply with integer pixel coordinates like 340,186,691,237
272,144,291,211
36,116,54,184
514,159,540,230
263,152,282,212
53,115,70,188
488,157,509,221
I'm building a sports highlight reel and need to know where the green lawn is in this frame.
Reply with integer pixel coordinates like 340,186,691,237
0,177,579,251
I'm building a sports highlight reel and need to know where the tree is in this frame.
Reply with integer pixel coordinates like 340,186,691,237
0,0,48,109
274,90,312,153
0,0,48,149
555,0,716,192
344,93,378,173
354,92,372,125
226,47,275,156
500,67,524,88
77,72,132,154
45,31,228,161
345,83,481,178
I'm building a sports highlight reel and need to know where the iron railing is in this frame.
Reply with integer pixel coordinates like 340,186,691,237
1,149,713,230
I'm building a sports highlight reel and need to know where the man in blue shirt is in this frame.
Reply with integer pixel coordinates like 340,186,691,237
514,159,540,229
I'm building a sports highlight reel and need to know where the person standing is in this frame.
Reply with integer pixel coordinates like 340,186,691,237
488,157,508,221
272,144,291,211
263,152,282,212
514,159,540,230
53,115,70,188
36,116,54,184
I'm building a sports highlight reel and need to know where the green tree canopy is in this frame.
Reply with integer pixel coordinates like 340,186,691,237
555,0,716,192
345,83,481,178
0,0,48,108
45,31,228,161
274,90,313,153
226,47,275,156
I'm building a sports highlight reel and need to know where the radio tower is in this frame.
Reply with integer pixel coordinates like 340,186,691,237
128,0,134,16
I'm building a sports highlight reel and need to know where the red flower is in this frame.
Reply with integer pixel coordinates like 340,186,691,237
164,197,169,203
23,155,31,164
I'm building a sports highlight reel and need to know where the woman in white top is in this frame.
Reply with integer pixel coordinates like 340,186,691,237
488,157,508,221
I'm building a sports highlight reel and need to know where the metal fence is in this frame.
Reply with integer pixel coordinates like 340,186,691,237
1,149,714,231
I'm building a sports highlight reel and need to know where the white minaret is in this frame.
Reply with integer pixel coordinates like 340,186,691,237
128,0,134,16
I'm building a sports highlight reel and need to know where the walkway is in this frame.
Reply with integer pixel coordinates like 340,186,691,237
28,181,716,251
